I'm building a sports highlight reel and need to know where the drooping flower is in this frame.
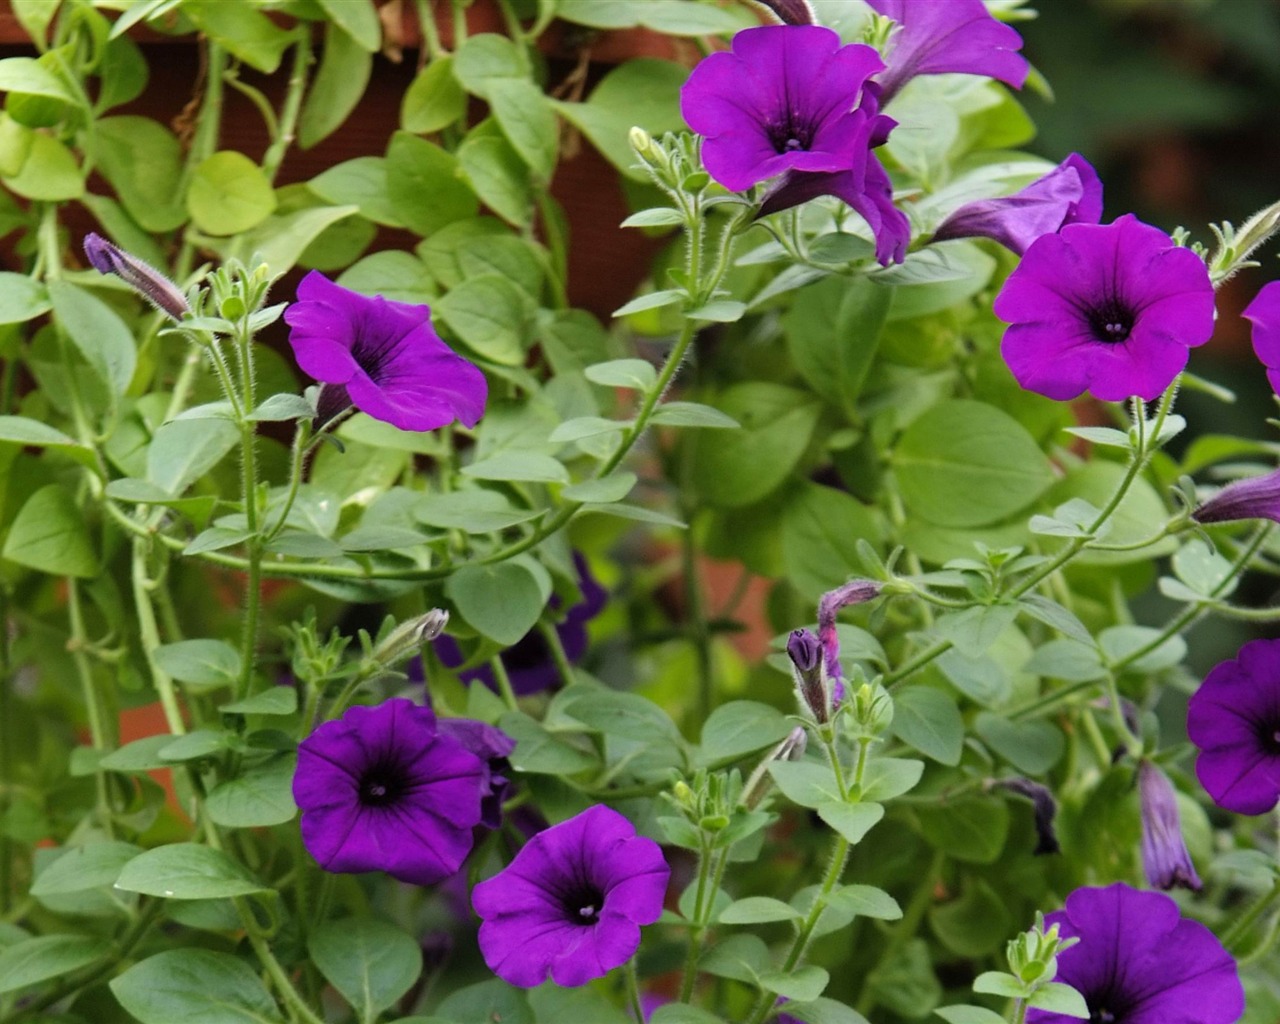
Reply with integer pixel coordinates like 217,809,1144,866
435,717,516,830
680,25,909,265
991,777,1060,856
1191,467,1280,526
866,0,1029,104
786,627,828,722
933,153,1104,255
993,214,1215,402
1188,638,1280,815
431,552,607,695
1026,884,1244,1024
284,270,487,433
1243,279,1280,393
472,804,670,988
817,579,882,703
1136,760,1201,892
83,232,190,320
293,698,487,886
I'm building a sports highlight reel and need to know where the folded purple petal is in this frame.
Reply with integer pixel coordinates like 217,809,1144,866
1244,279,1280,393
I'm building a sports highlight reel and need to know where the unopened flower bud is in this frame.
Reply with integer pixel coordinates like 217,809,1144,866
629,126,663,167
1191,468,1280,527
372,608,450,668
992,777,1060,856
849,681,893,739
787,627,828,723
747,0,816,24
776,725,807,763
1137,760,1201,892
817,580,882,704
84,233,190,321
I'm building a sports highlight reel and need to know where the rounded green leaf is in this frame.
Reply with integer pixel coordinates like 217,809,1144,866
205,757,298,828
889,687,964,766
2,483,98,577
110,949,283,1024
188,151,277,235
0,273,48,324
114,843,269,899
308,918,423,1021
3,131,82,200
446,561,545,645
386,131,477,235
402,55,466,133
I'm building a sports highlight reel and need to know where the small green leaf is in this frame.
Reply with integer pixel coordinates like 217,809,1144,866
309,917,422,1021
152,639,242,689
826,884,902,921
447,561,546,645
30,842,142,896
698,701,791,763
415,489,543,532
759,965,829,1001
648,402,740,429
972,971,1028,999
220,688,298,716
435,274,530,365
498,712,599,775
584,358,657,390
315,0,381,50
890,687,964,766
0,935,109,995
299,21,372,149
935,1007,1008,1024
487,78,557,180
612,288,684,317
386,131,476,235
48,278,135,396
718,897,802,925
0,273,48,323
562,472,636,504
768,761,843,809
3,484,98,577
401,55,465,133
114,844,269,900
187,151,277,235
205,757,297,828
146,417,239,496
817,802,886,844
859,758,924,802
1027,983,1089,1018
2,132,82,200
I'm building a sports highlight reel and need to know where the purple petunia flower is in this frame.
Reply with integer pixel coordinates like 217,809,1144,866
680,25,909,266
472,804,669,988
817,579,882,703
284,270,487,433
84,232,190,320
1188,638,1280,815
993,214,1215,402
1191,468,1280,526
866,0,1029,104
933,153,1104,255
432,552,607,695
1137,760,1201,892
1026,883,1243,1024
1244,279,1280,393
435,717,516,829
293,699,487,886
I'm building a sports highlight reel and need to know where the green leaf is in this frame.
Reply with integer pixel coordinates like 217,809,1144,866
528,986,631,1024
584,358,657,390
929,880,1011,957
688,383,821,508
386,131,477,235
1027,982,1089,1018
1099,625,1187,673
188,151,277,235
974,713,1064,775
0,55,74,100
698,933,770,983
562,472,636,504
456,133,532,227
30,842,142,896
718,896,802,925
225,203,362,277
462,451,568,484
299,21,372,149
935,1007,1008,1024
698,700,791,763
48,279,135,396
114,844,269,899
152,639,242,689
435,274,530,365
621,207,683,228
890,687,964,766
220,688,298,716
686,299,746,323
648,402,739,429
613,288,684,317
783,275,891,415
0,935,109,995
415,489,543,532
452,34,526,96
316,0,381,50
894,400,1053,528
309,156,402,227
651,1006,726,1024
859,758,924,802
3,484,98,577
402,55,466,133
776,998,871,1024
817,802,885,844
549,416,628,444
447,561,545,645
94,116,185,231
110,949,284,1023
2,132,82,200
972,972,1027,999
146,416,239,496
554,60,688,178
0,414,85,455
768,761,843,809
158,729,229,763
182,0,294,73
760,965,829,1002
0,272,48,323
309,918,421,1021
99,735,176,773
932,605,1019,658
826,884,902,921
915,797,1010,864
780,482,885,596
499,712,599,775
206,757,297,828
436,979,532,1024
487,78,557,181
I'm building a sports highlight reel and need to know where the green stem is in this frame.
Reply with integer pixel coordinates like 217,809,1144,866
854,851,942,1017
682,516,714,725
0,589,12,915
262,33,311,184
678,840,715,1003
536,621,576,689
1222,880,1280,953
490,656,519,711
624,958,645,1023
67,582,115,837
236,321,262,702
132,540,185,735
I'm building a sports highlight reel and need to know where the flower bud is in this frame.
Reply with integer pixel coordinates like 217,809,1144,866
992,777,1060,856
848,681,893,739
628,126,664,170
84,232,190,321
787,628,828,723
817,580,882,704
1137,760,1201,892
371,609,450,668
1191,468,1280,527
747,0,816,25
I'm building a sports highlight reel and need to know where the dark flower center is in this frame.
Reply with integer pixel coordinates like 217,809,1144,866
1085,297,1135,344
766,110,816,155
1258,721,1280,755
358,763,406,807
1084,982,1132,1024
561,883,606,926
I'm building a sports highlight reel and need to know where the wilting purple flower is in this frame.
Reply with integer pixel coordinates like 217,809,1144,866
1192,468,1280,526
786,628,827,722
1137,761,1201,891
83,233,189,320
680,25,909,266
866,0,1029,104
992,777,1059,855
436,717,516,829
1244,279,1280,393
1026,884,1243,1024
817,579,882,703
1188,638,1280,815
284,270,486,433
433,552,606,695
933,154,1104,255
993,214,1215,402
472,804,669,987
293,699,486,886
747,0,814,25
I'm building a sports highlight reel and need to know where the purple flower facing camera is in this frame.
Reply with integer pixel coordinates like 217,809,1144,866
284,270,487,433
472,804,669,988
994,214,1215,402
1027,883,1243,1024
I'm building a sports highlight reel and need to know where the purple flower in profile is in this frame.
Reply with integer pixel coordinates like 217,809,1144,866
1027,884,1243,1024
786,627,828,723
293,699,487,886
1188,638,1280,815
993,214,1215,402
680,25,909,266
1191,468,1280,526
83,232,189,320
1243,279,1280,393
284,270,487,433
436,717,516,829
933,154,1104,255
992,777,1060,856
472,804,669,988
433,552,606,695
866,0,1029,104
1137,761,1201,892
817,579,882,703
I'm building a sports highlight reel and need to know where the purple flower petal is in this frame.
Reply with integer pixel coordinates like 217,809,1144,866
1027,883,1243,1024
472,804,669,988
284,271,487,432
1244,279,1280,393
867,0,1029,103
994,215,1214,402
